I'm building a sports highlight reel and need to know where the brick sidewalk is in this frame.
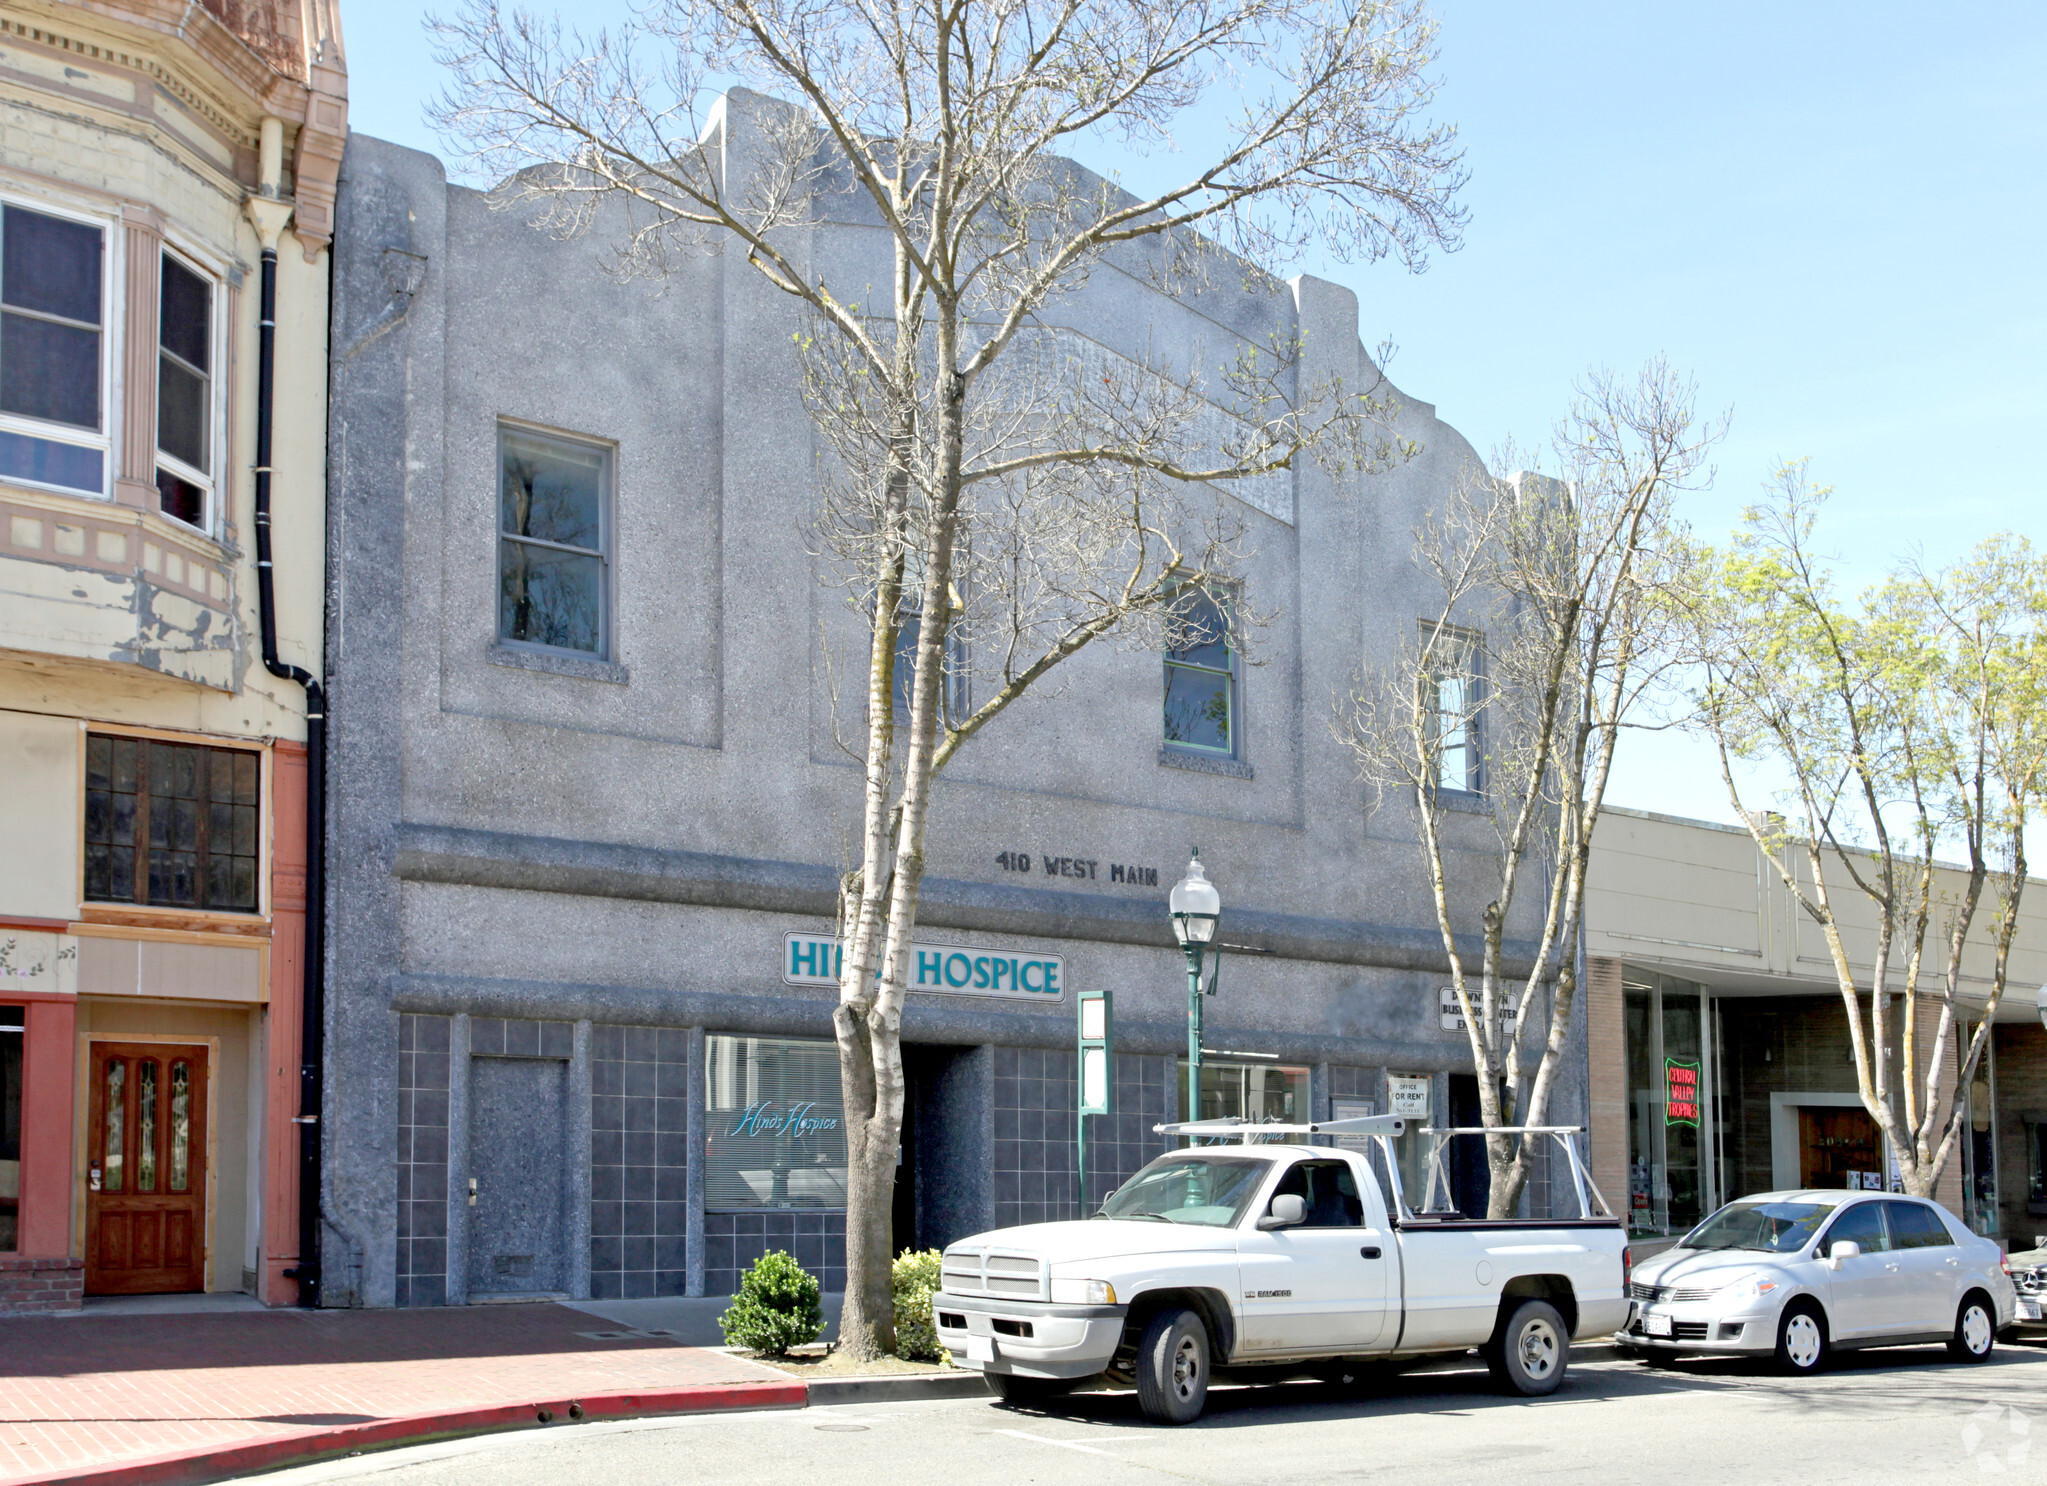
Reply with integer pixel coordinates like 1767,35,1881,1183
0,1302,792,1484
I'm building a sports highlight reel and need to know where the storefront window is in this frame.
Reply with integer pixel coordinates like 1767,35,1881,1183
703,1035,847,1210
1960,1029,1999,1236
1176,1059,1308,1136
1,1005,21,1251
1624,970,1715,1237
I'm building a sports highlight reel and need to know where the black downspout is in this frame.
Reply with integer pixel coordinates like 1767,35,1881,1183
253,243,327,1307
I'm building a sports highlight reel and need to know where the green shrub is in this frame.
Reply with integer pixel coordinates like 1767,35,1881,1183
892,1248,946,1362
720,1250,824,1357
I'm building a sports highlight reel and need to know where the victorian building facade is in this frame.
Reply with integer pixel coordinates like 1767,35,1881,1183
319,102,1591,1308
0,0,343,1312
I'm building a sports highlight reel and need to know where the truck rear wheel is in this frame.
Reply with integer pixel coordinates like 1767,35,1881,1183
1490,1299,1568,1397
1135,1307,1210,1425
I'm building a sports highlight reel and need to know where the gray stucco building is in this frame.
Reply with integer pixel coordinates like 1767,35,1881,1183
319,104,1587,1309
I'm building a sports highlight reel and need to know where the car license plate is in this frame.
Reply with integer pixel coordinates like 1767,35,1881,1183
1644,1311,1673,1338
967,1334,996,1362
2020,1299,2041,1321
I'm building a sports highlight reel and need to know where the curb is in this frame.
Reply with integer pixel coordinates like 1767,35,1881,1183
805,1372,991,1405
6,1380,808,1486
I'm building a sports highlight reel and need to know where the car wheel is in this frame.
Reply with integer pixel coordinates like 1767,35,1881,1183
985,1373,1080,1406
1948,1293,1996,1364
1134,1308,1210,1425
1493,1299,1568,1397
1774,1300,1828,1375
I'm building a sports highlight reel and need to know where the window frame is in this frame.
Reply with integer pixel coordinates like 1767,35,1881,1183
494,419,616,663
0,190,117,502
80,728,268,919
1162,587,1242,760
152,240,226,534
1421,620,1486,799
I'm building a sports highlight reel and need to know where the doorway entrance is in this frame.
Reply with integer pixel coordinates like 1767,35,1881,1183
1798,1106,1880,1190
86,1041,208,1295
467,1056,568,1298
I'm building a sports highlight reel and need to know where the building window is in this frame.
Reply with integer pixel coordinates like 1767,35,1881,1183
2028,1119,2047,1215
0,200,107,497
1422,622,1483,795
704,1035,846,1210
1163,589,1238,757
498,425,611,658
84,735,260,912
1,1004,21,1252
155,252,215,527
891,603,968,726
1176,1059,1308,1131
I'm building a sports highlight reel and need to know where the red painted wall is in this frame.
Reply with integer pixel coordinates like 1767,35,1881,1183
18,995,76,1259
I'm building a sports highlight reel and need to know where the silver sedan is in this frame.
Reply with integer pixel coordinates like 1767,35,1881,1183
1617,1190,2014,1374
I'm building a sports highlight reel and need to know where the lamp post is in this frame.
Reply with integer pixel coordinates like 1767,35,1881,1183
1169,851,1222,1126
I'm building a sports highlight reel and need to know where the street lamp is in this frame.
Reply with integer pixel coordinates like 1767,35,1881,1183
1169,850,1222,1127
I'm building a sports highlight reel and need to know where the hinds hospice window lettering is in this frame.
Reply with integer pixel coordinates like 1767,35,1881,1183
704,1035,847,1211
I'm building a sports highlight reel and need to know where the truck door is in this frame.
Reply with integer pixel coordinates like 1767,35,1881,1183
1236,1158,1392,1353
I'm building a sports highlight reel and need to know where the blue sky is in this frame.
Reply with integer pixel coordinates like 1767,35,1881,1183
341,0,2045,823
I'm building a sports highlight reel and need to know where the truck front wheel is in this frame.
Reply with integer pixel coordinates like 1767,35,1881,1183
1135,1308,1211,1425
1489,1299,1568,1397
985,1374,1080,1407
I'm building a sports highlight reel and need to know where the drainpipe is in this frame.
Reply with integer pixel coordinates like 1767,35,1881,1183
245,116,327,1308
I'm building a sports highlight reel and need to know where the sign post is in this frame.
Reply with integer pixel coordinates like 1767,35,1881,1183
1077,991,1113,1215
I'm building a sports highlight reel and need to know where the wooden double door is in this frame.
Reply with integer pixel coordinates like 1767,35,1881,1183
86,1041,208,1295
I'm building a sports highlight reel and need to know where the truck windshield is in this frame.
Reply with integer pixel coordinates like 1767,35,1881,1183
1678,1200,1838,1253
1097,1155,1270,1227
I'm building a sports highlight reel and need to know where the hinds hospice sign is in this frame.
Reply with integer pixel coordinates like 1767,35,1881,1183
782,933,1063,1001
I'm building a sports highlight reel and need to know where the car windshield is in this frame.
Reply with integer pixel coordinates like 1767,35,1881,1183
1678,1200,1838,1253
1097,1155,1271,1227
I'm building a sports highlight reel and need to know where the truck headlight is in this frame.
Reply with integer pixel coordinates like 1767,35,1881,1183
1050,1278,1117,1305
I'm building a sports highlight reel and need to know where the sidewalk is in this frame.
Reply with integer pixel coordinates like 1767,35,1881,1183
0,1299,801,1486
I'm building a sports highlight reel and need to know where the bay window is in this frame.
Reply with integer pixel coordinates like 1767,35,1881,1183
0,200,107,497
155,252,215,527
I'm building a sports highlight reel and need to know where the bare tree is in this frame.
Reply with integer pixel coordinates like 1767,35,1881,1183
432,0,1465,1353
1687,473,2047,1198
1335,362,1716,1218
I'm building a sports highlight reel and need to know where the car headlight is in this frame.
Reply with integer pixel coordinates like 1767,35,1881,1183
1734,1275,1781,1300
1049,1278,1118,1305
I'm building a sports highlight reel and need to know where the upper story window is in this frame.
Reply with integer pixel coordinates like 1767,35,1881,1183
891,601,968,726
1163,589,1238,758
1423,622,1484,796
0,200,107,498
155,252,215,528
84,734,260,913
498,424,611,659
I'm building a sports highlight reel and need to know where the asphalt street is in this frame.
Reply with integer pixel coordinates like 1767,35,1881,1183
253,1345,2047,1486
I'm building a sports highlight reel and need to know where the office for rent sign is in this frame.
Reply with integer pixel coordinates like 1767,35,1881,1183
782,933,1064,1001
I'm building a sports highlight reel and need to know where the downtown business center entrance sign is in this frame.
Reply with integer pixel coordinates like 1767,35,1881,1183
782,932,1064,1001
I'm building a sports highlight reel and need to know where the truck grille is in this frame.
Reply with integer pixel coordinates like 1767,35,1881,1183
1629,1282,1723,1303
940,1246,1046,1300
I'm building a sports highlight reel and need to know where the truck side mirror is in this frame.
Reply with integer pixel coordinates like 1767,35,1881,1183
1259,1194,1306,1230
1827,1240,1861,1269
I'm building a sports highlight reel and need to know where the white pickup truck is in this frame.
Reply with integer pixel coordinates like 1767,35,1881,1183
934,1117,1630,1423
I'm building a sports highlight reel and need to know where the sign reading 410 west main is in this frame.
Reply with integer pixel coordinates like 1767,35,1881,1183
782,932,1064,1001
